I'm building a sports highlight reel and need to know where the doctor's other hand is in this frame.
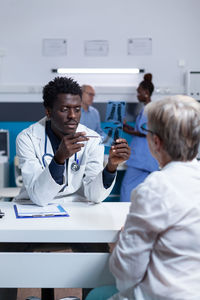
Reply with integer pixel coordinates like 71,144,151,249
54,132,89,164
106,138,130,173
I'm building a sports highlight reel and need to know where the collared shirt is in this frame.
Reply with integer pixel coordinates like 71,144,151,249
80,106,103,136
46,121,115,188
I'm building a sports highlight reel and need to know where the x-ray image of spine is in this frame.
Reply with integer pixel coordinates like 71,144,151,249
117,104,122,123
103,127,113,144
107,104,116,121
113,126,122,141
103,101,126,146
103,126,122,145
105,102,125,124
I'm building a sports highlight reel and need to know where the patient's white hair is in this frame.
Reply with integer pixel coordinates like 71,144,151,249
145,95,200,161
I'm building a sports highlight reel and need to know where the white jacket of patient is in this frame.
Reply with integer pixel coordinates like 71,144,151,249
109,159,200,300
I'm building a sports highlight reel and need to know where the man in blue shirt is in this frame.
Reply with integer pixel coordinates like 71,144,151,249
80,85,103,136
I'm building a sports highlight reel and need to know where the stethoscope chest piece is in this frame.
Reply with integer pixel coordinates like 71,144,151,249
71,161,80,172
71,152,80,172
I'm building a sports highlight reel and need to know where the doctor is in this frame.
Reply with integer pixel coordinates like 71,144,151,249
7,76,131,300
15,76,130,206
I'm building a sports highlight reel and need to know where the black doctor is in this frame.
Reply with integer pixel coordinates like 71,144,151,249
10,76,131,300
43,77,130,176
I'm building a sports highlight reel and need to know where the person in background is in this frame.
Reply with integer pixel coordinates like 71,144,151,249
80,84,103,136
120,73,159,202
86,95,200,300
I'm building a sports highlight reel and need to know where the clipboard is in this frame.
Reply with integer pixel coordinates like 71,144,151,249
14,204,70,218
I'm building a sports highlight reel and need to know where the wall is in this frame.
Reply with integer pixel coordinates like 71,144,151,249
0,0,199,91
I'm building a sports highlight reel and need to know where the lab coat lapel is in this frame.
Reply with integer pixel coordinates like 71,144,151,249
68,155,76,188
32,117,54,167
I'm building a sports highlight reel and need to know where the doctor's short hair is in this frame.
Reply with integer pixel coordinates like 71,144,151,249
145,95,200,161
43,77,82,108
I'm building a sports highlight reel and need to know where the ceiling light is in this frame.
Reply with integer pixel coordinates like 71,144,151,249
52,68,144,74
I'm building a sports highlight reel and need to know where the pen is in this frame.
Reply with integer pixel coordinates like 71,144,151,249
85,136,100,138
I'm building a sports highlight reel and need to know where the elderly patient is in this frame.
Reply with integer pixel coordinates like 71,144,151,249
86,95,200,300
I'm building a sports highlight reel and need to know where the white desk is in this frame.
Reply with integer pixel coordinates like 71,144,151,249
0,187,20,200
0,201,130,288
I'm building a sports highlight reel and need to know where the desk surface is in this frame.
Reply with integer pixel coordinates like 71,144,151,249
0,187,20,198
0,201,130,243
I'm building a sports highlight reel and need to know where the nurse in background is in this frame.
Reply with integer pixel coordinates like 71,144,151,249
80,84,103,136
120,73,159,202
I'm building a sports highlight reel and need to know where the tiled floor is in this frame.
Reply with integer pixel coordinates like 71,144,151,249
17,288,82,300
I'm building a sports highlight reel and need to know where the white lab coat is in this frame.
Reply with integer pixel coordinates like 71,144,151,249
15,117,116,206
109,159,200,300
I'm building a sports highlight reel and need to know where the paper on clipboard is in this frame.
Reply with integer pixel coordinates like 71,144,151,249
14,204,69,218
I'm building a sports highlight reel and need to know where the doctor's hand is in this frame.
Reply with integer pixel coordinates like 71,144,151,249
54,132,89,165
106,138,130,173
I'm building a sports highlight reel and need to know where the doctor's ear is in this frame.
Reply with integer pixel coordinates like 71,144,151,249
45,109,51,119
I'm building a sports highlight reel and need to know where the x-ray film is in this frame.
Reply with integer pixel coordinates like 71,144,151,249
105,101,126,124
102,123,123,147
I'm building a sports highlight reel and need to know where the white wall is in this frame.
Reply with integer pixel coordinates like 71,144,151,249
0,0,199,101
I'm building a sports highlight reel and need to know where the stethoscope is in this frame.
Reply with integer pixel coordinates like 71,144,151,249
42,131,80,172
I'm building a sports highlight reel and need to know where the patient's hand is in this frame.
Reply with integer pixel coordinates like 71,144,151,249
109,226,124,252
109,243,116,253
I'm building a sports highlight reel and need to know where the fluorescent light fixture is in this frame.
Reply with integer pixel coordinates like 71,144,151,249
52,68,144,74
